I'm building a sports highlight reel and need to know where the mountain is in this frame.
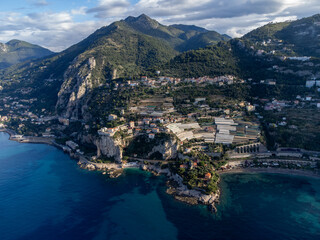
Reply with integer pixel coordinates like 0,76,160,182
177,31,231,52
0,14,229,119
0,40,54,69
165,14,320,80
243,14,320,57
123,14,229,51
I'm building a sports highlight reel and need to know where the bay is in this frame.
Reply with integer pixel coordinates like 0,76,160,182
0,132,319,240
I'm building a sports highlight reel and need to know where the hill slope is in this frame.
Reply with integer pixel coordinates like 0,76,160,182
243,14,320,57
0,14,229,119
165,14,320,80
0,40,54,69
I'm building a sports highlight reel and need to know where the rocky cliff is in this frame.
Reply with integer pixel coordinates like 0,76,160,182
148,138,178,160
95,135,124,163
56,56,101,120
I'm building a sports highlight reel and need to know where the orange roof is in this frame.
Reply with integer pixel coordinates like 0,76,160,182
205,173,212,179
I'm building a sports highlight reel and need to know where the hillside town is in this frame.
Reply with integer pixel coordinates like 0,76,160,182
1,73,320,171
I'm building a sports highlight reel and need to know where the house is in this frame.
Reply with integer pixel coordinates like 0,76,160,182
205,173,212,179
148,133,155,139
152,128,159,133
179,164,188,169
58,117,69,126
266,79,276,85
278,121,287,126
143,118,151,124
108,114,118,121
129,121,135,128
150,123,157,128
246,105,255,112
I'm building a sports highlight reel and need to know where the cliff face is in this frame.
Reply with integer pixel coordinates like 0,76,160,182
56,56,100,120
148,138,178,160
95,135,124,163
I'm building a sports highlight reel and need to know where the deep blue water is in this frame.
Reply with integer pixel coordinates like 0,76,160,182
0,132,320,240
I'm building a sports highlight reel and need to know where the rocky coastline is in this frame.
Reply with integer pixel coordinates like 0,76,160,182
140,164,220,212
2,128,319,212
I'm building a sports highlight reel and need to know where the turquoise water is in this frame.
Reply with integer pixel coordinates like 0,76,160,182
0,132,320,240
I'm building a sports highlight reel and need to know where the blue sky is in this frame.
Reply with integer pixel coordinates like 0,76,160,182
1,0,320,51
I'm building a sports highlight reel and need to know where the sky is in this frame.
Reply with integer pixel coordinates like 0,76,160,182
1,0,320,52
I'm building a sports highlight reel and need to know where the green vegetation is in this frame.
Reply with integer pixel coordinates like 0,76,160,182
261,108,320,151
169,157,221,194
0,39,53,69
244,14,320,57
124,133,171,159
162,41,240,78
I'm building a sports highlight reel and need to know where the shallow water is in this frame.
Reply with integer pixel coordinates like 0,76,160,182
0,132,319,240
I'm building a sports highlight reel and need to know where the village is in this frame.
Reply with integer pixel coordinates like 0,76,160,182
1,73,319,166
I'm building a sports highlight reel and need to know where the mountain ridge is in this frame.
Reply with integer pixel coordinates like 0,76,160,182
1,13,319,119
0,39,54,69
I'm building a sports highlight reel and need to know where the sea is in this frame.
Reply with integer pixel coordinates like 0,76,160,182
0,131,320,240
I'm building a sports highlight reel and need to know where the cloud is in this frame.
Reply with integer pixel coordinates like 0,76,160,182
127,0,320,37
87,0,131,18
1,0,320,51
32,0,49,7
71,7,88,16
0,11,106,52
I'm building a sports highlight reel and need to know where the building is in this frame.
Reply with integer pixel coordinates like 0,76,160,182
66,141,79,150
306,78,320,88
129,121,135,128
58,117,69,126
108,114,118,121
246,105,256,112
152,128,159,133
205,173,212,179
148,133,155,139
214,117,237,144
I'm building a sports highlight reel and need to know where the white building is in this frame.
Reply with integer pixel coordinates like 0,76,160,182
306,78,320,88
66,141,79,150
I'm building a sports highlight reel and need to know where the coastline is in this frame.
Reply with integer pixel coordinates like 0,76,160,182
218,167,320,179
1,128,319,212
0,128,54,145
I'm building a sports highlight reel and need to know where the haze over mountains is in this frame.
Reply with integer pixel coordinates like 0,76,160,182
0,40,54,69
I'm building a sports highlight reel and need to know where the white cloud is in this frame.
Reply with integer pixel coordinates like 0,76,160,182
71,7,88,16
32,0,49,7
87,0,131,18
0,11,107,52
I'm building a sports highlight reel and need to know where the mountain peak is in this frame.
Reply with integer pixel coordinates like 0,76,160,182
125,14,152,22
124,14,160,29
137,14,151,20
